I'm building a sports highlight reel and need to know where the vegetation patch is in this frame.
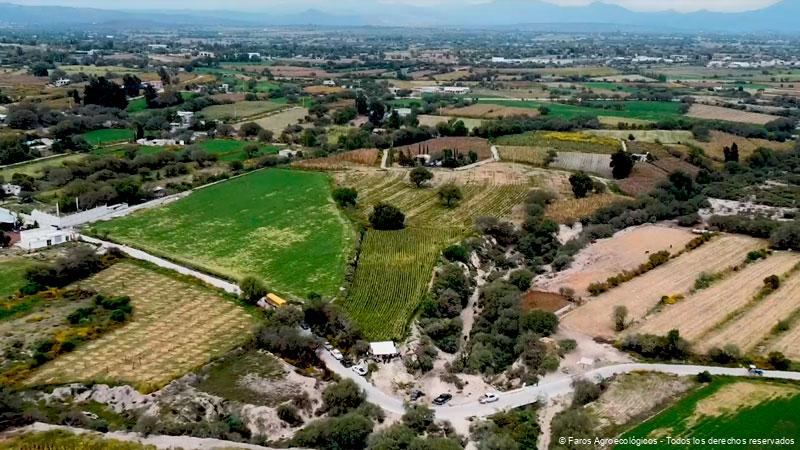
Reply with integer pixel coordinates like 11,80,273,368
81,128,134,146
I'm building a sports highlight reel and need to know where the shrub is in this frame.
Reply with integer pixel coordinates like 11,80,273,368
767,351,791,370
369,202,405,230
696,371,713,383
508,269,533,291
442,244,469,263
332,187,358,208
770,221,800,250
277,403,304,427
571,379,601,406
763,275,781,291
322,379,367,416
409,166,433,187
613,305,628,332
239,276,267,304
708,344,740,364
401,404,435,433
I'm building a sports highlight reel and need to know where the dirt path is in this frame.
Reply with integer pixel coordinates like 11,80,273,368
381,149,389,169
461,262,492,343
537,396,569,450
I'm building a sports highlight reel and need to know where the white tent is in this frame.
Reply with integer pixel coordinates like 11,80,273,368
370,341,398,357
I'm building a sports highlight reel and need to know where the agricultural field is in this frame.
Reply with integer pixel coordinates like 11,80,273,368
634,252,800,343
440,104,540,119
536,225,696,298
521,291,569,313
494,131,622,154
392,137,493,163
59,65,143,75
26,262,255,391
686,104,779,125
496,146,550,166
586,129,694,144
0,257,37,299
561,234,764,338
342,228,461,340
200,100,287,121
617,379,800,449
550,152,613,177
0,154,86,180
545,193,620,224
0,429,155,449
699,269,800,356
477,99,684,121
195,139,279,161
417,115,483,129
240,107,308,135
598,116,655,127
81,128,134,146
293,148,380,170
689,131,795,161
87,169,356,298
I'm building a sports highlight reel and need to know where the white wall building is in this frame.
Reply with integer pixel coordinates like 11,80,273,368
29,204,128,229
17,227,75,251
2,184,22,196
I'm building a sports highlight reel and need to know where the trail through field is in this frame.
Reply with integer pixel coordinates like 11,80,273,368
561,234,764,338
699,267,800,354
635,252,800,341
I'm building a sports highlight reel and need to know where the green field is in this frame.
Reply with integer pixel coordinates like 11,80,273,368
342,228,460,340
478,99,684,121
126,97,148,113
82,128,134,146
0,257,35,299
617,378,800,449
0,154,86,180
197,139,280,161
87,169,356,298
200,100,287,121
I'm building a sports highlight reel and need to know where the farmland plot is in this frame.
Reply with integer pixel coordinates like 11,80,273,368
634,252,800,342
700,269,800,355
201,100,287,121
545,194,619,224
687,104,779,125
241,107,308,135
293,149,380,170
88,169,355,298
393,137,493,163
586,129,694,144
561,235,764,338
550,152,613,177
27,263,254,390
496,146,550,166
342,228,460,340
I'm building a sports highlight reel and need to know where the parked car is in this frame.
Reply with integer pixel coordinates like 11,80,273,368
432,393,452,405
479,393,499,404
331,349,343,360
409,389,425,401
352,362,368,376
300,321,310,330
323,341,333,351
341,357,354,368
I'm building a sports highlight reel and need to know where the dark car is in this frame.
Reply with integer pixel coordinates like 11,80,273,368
432,393,452,405
409,389,425,401
341,357,354,368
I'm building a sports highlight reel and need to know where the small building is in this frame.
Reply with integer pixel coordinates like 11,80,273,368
2,184,22,197
370,341,399,361
0,207,16,229
322,79,336,87
53,78,71,87
278,149,301,158
17,227,74,251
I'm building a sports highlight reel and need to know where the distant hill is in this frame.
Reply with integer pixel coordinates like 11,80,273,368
0,0,796,33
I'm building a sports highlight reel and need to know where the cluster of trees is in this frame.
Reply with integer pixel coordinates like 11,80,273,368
620,329,691,361
366,404,463,450
419,262,472,353
369,202,405,230
470,404,540,450
23,247,111,294
568,172,605,199
0,135,38,166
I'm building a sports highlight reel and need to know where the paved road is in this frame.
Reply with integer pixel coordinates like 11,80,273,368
79,235,241,295
320,350,800,421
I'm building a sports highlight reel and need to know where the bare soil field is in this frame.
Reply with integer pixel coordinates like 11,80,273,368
241,107,308,135
771,319,800,360
587,130,694,144
27,263,254,391
392,137,492,163
687,104,779,125
293,148,380,170
521,291,570,313
550,152,613,177
587,372,695,431
440,104,540,119
634,252,800,342
545,193,620,224
536,225,696,298
561,234,764,339
260,65,337,78
700,269,800,355
690,131,795,161
616,163,671,197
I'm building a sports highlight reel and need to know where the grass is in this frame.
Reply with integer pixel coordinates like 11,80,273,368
195,350,287,405
196,139,280,161
0,154,86,180
126,97,148,113
342,228,461,340
87,169,356,298
200,100,287,121
0,257,36,299
26,262,255,391
0,430,155,449
478,99,684,121
617,378,800,449
82,128,134,146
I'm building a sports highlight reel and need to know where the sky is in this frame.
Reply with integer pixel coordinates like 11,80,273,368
3,0,783,12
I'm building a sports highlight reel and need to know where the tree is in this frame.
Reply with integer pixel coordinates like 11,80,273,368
238,122,263,138
239,276,266,304
243,144,260,159
83,77,127,109
30,62,52,77
610,150,634,179
6,108,38,130
401,404,434,433
332,187,358,208
122,74,141,97
355,93,369,115
569,172,594,199
767,351,790,370
369,202,405,230
723,142,740,163
613,305,628,332
410,167,434,188
508,269,533,291
322,379,367,416
368,100,386,126
437,184,463,207
257,129,274,142
770,221,800,250
442,244,469,263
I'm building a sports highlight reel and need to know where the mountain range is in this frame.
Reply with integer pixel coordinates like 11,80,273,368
0,1,798,33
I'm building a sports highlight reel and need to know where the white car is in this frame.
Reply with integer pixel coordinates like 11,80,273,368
330,349,343,360
479,393,499,404
352,363,368,376
323,341,333,351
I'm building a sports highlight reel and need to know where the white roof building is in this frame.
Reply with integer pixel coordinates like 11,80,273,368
370,341,399,356
0,207,16,225
17,227,75,251
2,184,22,196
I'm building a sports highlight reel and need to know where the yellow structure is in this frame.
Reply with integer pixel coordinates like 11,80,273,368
266,293,287,308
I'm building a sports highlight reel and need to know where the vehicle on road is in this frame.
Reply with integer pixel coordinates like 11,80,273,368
748,365,764,376
410,389,425,401
331,349,343,360
341,357,354,368
432,393,452,405
323,341,333,351
352,361,368,376
478,393,499,404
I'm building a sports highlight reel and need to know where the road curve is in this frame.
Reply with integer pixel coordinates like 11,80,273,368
319,350,800,421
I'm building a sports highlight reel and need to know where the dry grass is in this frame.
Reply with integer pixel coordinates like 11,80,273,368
440,104,540,119
26,263,254,391
545,193,619,224
239,107,308,134
417,115,483,129
635,252,800,342
496,146,551,166
690,131,795,161
687,104,779,125
521,291,569,313
293,149,381,170
561,235,765,339
304,85,346,95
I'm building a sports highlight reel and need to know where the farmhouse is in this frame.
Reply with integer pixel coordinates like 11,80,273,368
418,86,470,95
17,227,75,251
370,341,399,361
